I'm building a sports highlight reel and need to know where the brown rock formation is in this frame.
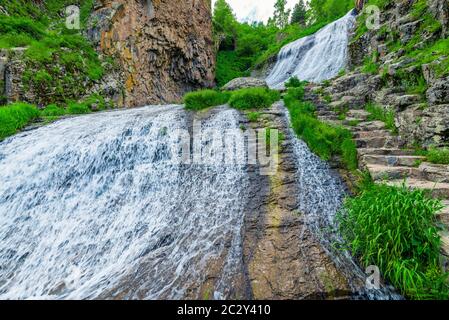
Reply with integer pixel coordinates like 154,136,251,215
86,0,215,107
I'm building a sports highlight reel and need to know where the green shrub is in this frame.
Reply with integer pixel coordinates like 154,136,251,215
183,90,231,110
426,148,449,165
228,88,280,110
67,102,91,115
338,182,449,299
40,104,66,117
0,102,39,140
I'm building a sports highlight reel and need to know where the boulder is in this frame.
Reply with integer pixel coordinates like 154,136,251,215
221,77,268,91
428,0,449,37
427,77,449,105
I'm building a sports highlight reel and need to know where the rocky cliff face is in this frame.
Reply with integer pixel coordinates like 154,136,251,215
335,0,449,147
86,0,215,107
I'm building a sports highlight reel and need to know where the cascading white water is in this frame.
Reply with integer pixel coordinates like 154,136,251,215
266,10,356,89
284,107,400,299
0,105,249,299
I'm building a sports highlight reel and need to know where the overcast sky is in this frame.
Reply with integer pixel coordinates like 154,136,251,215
211,0,299,23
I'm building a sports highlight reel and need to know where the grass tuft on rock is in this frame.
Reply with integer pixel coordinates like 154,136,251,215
228,88,280,110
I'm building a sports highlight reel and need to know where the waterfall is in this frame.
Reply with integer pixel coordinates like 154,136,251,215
0,106,249,299
266,10,357,89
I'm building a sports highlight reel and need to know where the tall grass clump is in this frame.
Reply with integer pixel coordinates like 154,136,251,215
338,182,449,299
40,104,66,117
67,102,91,115
228,88,280,110
0,102,39,140
426,148,449,165
366,102,397,134
184,90,231,110
284,87,358,170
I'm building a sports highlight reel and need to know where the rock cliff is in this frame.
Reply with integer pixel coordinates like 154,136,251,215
86,0,216,107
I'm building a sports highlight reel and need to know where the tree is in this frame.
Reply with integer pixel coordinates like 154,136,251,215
273,0,291,29
213,0,238,50
290,0,307,26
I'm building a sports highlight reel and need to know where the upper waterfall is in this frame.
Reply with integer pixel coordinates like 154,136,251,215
266,10,357,89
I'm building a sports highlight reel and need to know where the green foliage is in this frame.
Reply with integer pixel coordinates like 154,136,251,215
285,76,305,88
284,86,358,170
0,2,104,106
67,102,91,115
40,104,66,117
291,0,307,26
247,111,261,122
216,51,251,87
228,88,280,110
362,55,379,75
272,0,291,29
365,103,397,134
308,0,354,23
338,182,449,299
426,148,449,165
184,90,231,110
0,102,39,140
83,93,107,111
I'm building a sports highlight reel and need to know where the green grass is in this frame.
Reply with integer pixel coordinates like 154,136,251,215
284,87,358,170
228,88,280,110
67,102,91,115
365,103,397,134
40,104,66,117
285,77,306,88
426,148,449,165
183,90,231,111
338,182,449,300
0,103,40,140
247,111,261,122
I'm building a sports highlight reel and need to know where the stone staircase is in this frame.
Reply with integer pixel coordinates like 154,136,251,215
314,104,449,259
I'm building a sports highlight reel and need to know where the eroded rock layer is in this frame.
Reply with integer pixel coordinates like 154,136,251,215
86,0,215,106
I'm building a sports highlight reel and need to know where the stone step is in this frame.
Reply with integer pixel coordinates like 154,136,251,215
368,164,420,181
318,115,340,121
357,148,416,157
355,136,400,149
440,231,449,257
362,155,425,167
351,121,386,131
346,109,370,121
353,130,390,139
419,163,449,183
436,201,449,229
383,178,449,199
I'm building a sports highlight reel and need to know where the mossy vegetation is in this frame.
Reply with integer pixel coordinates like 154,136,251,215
338,181,449,300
